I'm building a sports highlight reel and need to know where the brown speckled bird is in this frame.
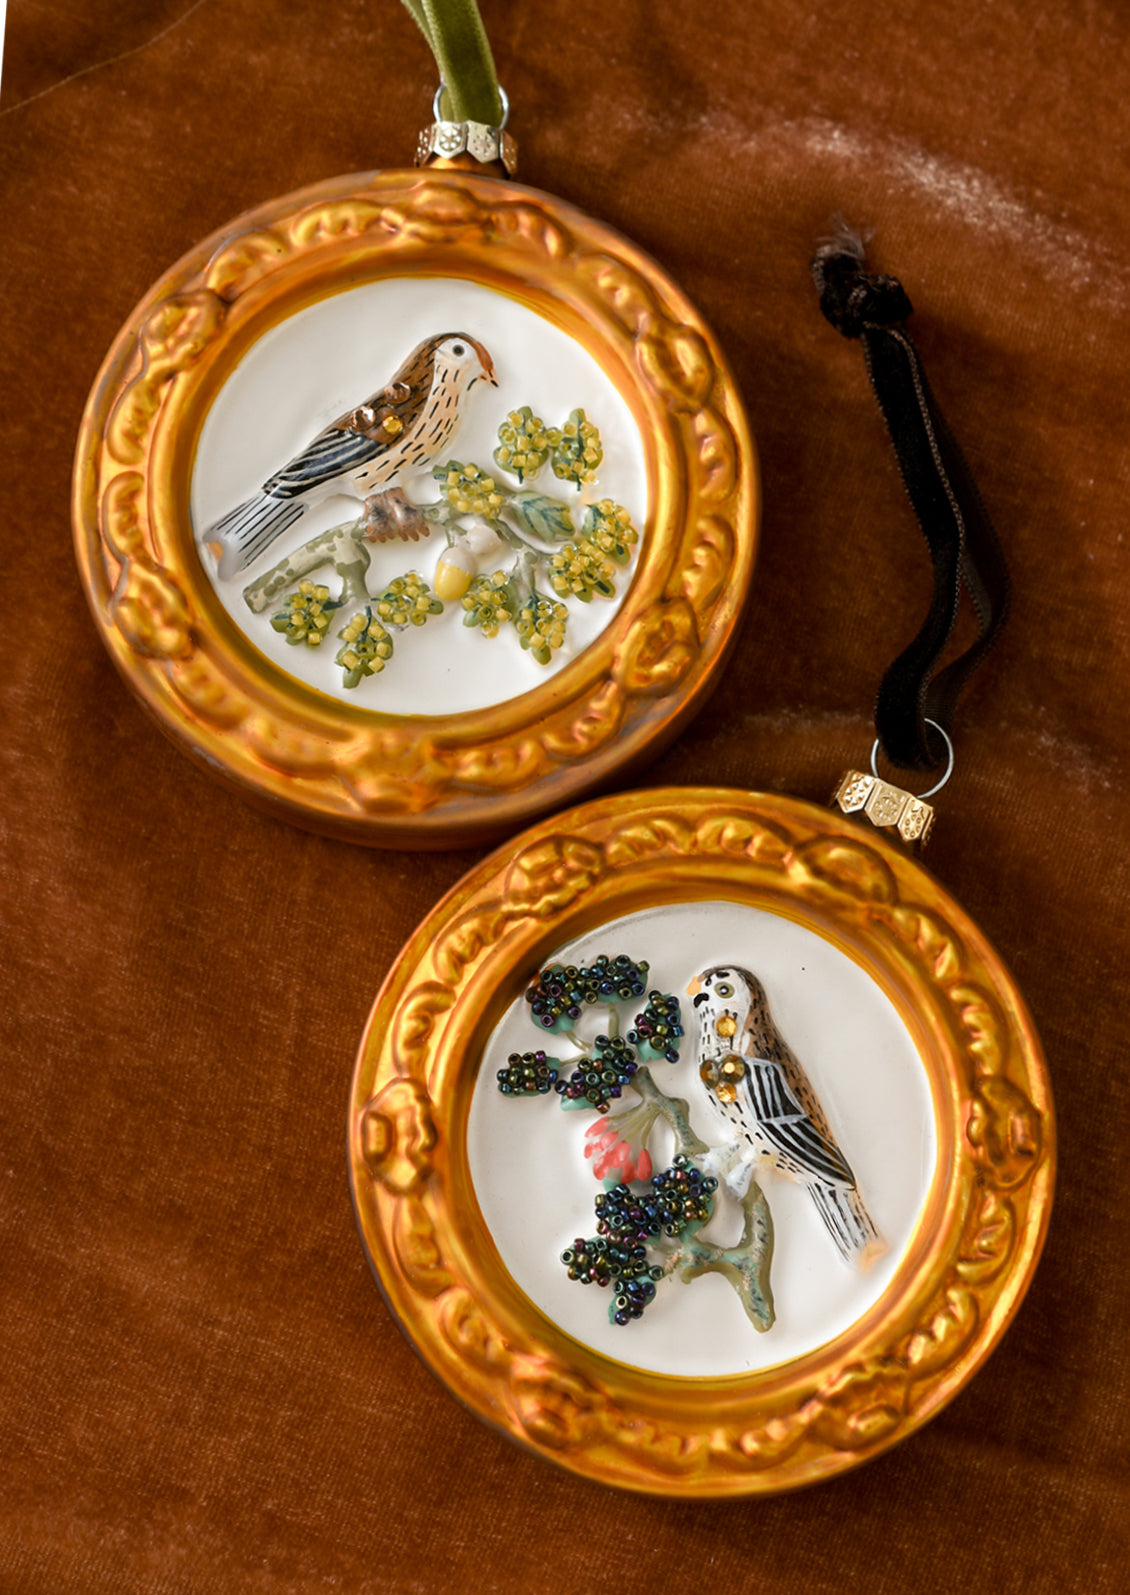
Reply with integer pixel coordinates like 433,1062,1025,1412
689,965,884,1266
203,332,496,579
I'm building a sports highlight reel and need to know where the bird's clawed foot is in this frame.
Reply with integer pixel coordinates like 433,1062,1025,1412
363,488,429,543
701,1140,759,1200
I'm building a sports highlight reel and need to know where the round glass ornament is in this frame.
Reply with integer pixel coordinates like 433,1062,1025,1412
73,164,757,847
348,786,1053,1496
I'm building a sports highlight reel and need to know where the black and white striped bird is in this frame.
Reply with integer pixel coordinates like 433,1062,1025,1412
688,965,884,1266
201,331,497,579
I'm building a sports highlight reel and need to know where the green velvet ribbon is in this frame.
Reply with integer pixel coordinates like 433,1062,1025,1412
399,0,504,125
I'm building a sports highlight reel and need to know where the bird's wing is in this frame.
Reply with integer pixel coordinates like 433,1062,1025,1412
261,427,386,500
261,369,436,500
743,1058,856,1186
336,374,430,439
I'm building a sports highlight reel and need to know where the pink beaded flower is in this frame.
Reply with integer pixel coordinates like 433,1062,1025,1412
583,1116,653,1184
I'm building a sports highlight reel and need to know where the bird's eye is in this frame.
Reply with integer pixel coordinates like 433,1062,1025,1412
715,982,733,998
451,342,466,356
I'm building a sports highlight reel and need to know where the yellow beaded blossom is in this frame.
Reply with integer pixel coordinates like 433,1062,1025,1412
516,593,569,666
374,573,444,629
549,538,616,602
335,609,393,688
493,407,559,483
551,409,603,489
461,571,517,638
435,461,506,519
583,499,639,565
270,581,340,647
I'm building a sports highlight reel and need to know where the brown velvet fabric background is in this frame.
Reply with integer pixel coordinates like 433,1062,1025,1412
2,1,1128,1589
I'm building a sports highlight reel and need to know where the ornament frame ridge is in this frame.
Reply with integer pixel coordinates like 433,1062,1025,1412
348,786,1053,1496
73,167,758,847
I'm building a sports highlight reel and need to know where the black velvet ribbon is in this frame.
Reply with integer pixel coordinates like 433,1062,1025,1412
811,230,1011,773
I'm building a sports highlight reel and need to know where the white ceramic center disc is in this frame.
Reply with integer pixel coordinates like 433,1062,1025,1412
191,278,648,715
468,902,936,1378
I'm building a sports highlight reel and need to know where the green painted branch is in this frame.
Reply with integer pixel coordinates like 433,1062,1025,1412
423,498,554,566
242,521,372,614
672,1181,776,1332
607,1067,709,1160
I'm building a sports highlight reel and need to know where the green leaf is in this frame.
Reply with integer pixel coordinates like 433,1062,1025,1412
507,491,575,543
582,501,638,564
551,408,603,488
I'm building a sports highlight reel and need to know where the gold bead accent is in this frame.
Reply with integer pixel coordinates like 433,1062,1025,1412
715,1015,737,1038
381,414,404,438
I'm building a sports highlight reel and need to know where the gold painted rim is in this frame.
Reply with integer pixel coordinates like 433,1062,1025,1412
349,787,1054,1496
73,169,758,847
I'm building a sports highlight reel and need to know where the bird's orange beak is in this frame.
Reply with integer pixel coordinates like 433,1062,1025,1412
685,975,702,997
471,338,498,385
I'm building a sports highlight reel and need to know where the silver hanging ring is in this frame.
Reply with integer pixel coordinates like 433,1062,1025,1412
870,718,955,799
432,83,509,129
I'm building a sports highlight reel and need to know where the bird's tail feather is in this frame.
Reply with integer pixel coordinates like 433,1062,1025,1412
809,1181,886,1268
203,493,305,580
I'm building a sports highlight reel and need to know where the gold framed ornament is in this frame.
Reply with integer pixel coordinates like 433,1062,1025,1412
348,787,1053,1496
73,161,757,847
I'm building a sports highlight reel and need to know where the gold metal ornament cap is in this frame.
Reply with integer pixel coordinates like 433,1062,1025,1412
416,84,518,174
832,770,935,847
832,722,955,848
415,121,518,174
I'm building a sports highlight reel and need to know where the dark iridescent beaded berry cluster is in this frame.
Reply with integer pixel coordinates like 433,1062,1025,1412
626,991,684,1063
612,1273,660,1325
650,1156,717,1233
561,1236,613,1287
592,1155,715,1244
565,1156,719,1325
555,1034,638,1111
524,953,649,1032
496,1050,559,1095
595,1182,661,1245
560,1236,664,1325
